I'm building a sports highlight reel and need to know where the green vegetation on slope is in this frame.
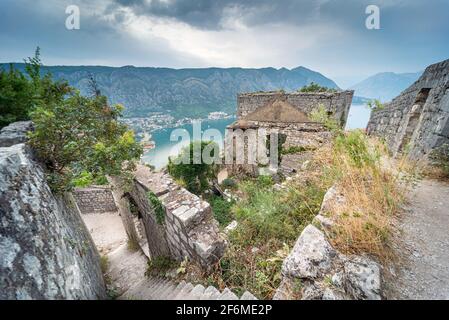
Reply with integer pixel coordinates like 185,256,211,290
167,141,219,194
2,48,143,192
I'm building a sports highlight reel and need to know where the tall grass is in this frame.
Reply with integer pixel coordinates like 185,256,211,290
316,130,407,261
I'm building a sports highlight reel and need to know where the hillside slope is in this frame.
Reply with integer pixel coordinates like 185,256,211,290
350,71,422,102
1,64,339,118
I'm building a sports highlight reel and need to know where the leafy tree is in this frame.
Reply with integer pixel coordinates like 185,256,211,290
29,92,143,192
9,49,144,192
167,141,219,194
298,82,338,93
0,65,34,128
0,47,70,128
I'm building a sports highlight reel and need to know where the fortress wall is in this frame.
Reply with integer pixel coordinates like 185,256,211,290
73,186,118,214
0,122,106,300
367,59,449,159
237,91,354,127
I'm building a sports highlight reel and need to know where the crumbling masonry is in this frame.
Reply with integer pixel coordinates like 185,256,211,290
225,90,354,176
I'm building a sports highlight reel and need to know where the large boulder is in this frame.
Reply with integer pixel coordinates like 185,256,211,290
281,225,337,279
0,143,106,299
0,121,33,147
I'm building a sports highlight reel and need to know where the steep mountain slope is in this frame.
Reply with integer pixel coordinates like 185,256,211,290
350,71,422,102
1,63,339,118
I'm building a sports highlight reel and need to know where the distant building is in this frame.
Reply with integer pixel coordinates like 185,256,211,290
224,90,354,176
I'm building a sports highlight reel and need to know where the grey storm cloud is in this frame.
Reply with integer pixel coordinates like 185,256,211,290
110,0,325,29
109,0,448,31
1,0,449,87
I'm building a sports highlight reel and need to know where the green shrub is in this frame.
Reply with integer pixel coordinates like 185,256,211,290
221,178,237,189
309,104,341,132
298,82,338,93
147,191,165,224
335,130,380,168
0,48,70,129
210,178,324,299
256,175,274,188
367,99,385,112
2,49,143,192
146,256,177,276
167,141,219,194
207,195,235,226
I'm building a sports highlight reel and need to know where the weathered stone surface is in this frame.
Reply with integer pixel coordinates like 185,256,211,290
131,164,226,268
301,283,323,300
0,143,106,300
344,256,381,300
281,225,337,279
312,185,345,230
224,220,238,234
73,186,118,214
237,91,354,127
241,291,258,300
322,288,349,300
367,59,449,159
0,121,33,147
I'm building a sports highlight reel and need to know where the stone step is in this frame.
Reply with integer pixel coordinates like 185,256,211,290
240,291,258,300
119,274,258,301
174,282,194,300
201,286,221,300
188,284,206,300
166,281,187,300
218,288,239,300
159,282,177,300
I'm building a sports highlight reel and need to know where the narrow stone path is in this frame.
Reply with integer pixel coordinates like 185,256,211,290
386,179,449,299
81,211,149,297
82,211,127,255
81,208,258,300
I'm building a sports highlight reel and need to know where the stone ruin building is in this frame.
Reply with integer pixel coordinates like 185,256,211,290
224,90,354,176
367,59,449,159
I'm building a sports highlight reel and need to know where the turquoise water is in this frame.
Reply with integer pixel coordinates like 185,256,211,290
142,104,372,169
141,117,235,169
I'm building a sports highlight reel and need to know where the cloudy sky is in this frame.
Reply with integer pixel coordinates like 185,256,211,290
1,0,448,87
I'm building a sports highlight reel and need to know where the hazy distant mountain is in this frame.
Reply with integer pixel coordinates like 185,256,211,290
350,71,422,102
2,63,339,118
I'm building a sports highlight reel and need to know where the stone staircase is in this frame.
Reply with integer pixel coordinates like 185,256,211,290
120,277,258,300
106,244,257,300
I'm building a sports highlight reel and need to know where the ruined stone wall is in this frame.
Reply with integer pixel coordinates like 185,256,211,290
367,59,449,159
237,91,354,126
73,186,117,214
131,166,226,268
224,121,332,177
0,122,106,300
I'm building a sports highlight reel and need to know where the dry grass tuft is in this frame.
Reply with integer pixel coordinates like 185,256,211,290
315,131,413,262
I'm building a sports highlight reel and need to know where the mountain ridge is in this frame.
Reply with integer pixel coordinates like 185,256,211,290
350,71,423,102
1,63,340,118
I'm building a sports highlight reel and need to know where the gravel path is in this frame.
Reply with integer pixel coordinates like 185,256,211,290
385,179,449,299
